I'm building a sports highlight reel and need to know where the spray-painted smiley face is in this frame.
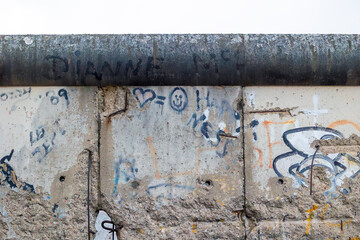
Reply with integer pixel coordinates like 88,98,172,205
169,87,188,112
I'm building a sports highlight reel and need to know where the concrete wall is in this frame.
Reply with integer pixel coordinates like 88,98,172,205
1,86,360,239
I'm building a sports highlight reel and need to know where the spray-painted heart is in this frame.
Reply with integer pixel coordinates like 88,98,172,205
132,88,156,107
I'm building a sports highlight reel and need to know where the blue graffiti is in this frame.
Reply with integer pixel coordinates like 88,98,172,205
147,183,194,197
253,132,257,141
187,90,241,159
250,120,259,128
250,119,259,141
187,112,207,129
113,156,138,195
155,95,166,105
216,140,234,158
133,88,156,107
169,87,188,112
196,90,215,111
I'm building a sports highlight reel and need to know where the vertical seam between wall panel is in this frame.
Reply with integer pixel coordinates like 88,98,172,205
97,87,102,209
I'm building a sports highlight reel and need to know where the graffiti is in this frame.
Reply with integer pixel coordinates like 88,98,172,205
263,120,295,168
44,52,164,81
250,119,259,141
112,156,139,195
147,182,195,204
0,150,34,193
147,136,193,179
52,203,66,218
132,87,167,113
0,88,31,102
169,87,188,112
31,121,66,162
305,204,318,235
252,147,263,168
114,156,138,184
132,88,156,107
146,183,195,200
196,89,216,111
43,56,69,80
30,126,45,146
216,140,235,158
147,183,195,198
320,204,352,229
45,89,70,106
273,126,360,196
187,90,240,158
193,53,219,74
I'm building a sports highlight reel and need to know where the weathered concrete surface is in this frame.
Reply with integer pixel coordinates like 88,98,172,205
244,87,360,239
0,87,99,239
2,85,360,239
1,35,360,86
100,86,244,239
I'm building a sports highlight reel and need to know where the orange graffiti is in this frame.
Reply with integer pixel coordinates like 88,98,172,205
263,120,295,168
252,147,263,168
328,120,360,131
147,136,161,179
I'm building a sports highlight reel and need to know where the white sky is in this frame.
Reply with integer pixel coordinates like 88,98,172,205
1,0,360,34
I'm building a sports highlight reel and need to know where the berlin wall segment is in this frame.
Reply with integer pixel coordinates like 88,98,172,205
1,86,360,239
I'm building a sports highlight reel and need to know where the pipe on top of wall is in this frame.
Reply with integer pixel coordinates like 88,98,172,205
1,34,359,86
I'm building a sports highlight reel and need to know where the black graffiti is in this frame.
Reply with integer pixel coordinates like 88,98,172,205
45,88,69,106
43,49,244,81
44,56,69,80
44,52,145,81
193,53,218,73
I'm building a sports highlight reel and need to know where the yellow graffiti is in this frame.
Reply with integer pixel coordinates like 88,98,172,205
306,205,318,235
320,204,352,229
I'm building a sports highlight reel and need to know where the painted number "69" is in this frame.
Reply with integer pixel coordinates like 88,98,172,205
45,89,70,106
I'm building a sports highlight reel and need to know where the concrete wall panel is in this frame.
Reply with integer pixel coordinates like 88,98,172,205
0,87,98,239
244,87,360,239
100,86,245,239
